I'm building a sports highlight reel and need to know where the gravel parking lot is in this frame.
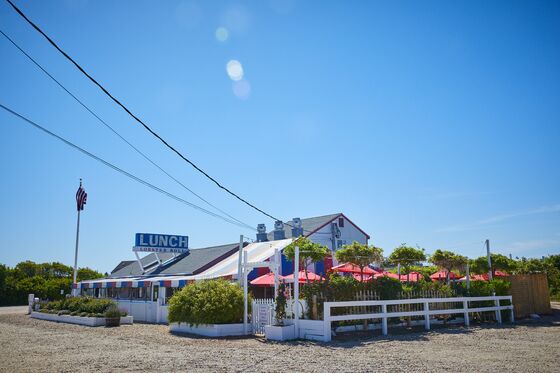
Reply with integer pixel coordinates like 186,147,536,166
1,306,559,373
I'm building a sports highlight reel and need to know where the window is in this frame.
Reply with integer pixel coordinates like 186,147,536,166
338,217,344,227
165,287,178,303
152,285,159,302
118,288,131,300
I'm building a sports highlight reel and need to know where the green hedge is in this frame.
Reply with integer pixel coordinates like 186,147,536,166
42,296,118,315
168,279,246,326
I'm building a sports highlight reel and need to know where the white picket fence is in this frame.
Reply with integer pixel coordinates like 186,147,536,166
251,298,309,335
321,295,514,342
252,299,275,335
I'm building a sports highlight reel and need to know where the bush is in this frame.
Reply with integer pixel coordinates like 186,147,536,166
42,297,116,316
168,279,245,326
104,306,121,318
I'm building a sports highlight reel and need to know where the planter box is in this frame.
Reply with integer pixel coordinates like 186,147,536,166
169,322,248,337
31,312,133,327
298,319,326,341
264,324,295,341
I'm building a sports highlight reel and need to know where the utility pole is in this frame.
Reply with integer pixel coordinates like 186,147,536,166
486,239,493,281
237,235,244,285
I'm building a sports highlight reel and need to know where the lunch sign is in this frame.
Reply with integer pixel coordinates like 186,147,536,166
133,233,189,254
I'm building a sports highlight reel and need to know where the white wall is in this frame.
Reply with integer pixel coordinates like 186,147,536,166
308,215,368,265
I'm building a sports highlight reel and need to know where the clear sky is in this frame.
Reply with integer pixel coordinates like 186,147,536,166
1,0,559,273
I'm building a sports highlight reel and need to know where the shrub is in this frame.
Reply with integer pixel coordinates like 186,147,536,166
42,297,116,316
104,306,121,318
168,279,245,326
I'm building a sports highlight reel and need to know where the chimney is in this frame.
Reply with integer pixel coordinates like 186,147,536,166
273,220,285,240
291,217,303,237
256,224,268,242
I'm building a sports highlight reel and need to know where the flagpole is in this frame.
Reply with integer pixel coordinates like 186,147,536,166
73,208,81,285
72,179,82,287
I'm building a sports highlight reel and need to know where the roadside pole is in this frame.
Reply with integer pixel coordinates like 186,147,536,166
294,246,300,338
243,250,248,335
237,235,244,285
486,239,493,281
72,208,81,287
466,262,471,290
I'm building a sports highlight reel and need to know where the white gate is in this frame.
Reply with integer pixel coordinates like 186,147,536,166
252,299,275,335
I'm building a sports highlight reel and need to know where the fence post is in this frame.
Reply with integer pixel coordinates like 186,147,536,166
495,297,502,324
312,294,318,320
424,301,430,331
323,303,331,342
510,297,515,323
381,303,388,336
463,300,470,327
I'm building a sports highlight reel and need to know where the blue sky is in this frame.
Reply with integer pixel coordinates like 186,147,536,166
1,0,559,273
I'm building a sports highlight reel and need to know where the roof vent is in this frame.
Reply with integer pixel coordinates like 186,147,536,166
256,224,268,242
273,220,285,240
291,217,304,238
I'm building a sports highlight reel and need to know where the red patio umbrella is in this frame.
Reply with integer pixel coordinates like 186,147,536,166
250,272,284,286
352,273,373,282
460,271,509,282
430,270,460,281
400,271,423,282
373,271,400,280
284,270,325,283
331,262,376,275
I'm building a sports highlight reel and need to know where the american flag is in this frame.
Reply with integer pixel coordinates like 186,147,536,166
76,182,87,211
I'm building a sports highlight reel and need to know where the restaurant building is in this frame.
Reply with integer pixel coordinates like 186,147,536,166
75,213,370,323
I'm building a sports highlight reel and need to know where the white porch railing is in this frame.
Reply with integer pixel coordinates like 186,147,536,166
322,295,514,342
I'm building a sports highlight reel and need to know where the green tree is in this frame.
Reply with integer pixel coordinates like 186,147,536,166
470,254,515,277
335,242,384,281
284,237,329,283
388,245,427,282
0,261,105,305
77,267,103,282
430,250,467,283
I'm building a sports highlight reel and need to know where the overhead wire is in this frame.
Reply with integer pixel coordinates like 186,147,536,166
0,103,255,232
4,0,285,225
0,28,255,232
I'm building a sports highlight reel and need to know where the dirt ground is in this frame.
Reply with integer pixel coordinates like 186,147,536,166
1,305,559,373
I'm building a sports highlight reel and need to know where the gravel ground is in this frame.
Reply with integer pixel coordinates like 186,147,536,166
1,306,559,373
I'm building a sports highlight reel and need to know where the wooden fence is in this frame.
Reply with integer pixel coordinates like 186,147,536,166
509,274,551,318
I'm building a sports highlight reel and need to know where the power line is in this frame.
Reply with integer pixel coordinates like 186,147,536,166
0,103,255,232
0,28,255,232
5,0,283,224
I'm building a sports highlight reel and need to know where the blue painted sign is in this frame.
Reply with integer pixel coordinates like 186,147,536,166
133,233,189,254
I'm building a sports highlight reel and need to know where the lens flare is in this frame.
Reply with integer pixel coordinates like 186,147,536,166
226,60,244,81
215,27,229,42
232,79,251,100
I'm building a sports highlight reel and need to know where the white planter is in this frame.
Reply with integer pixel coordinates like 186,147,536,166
169,322,248,337
30,312,133,326
298,319,326,341
264,324,295,341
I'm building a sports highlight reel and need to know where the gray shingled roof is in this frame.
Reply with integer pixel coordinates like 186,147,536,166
109,243,240,278
267,213,341,240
